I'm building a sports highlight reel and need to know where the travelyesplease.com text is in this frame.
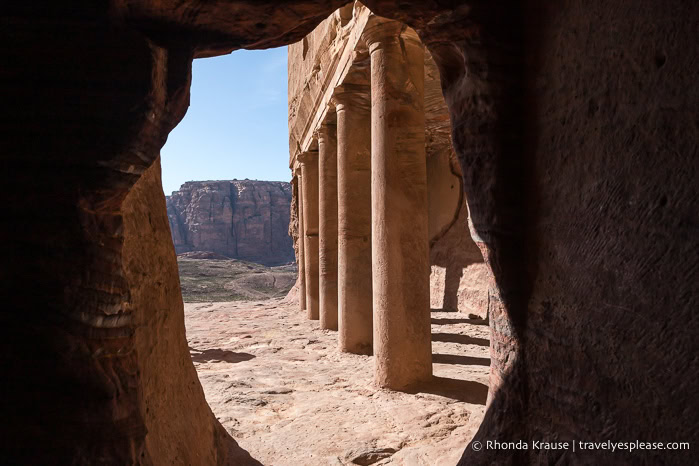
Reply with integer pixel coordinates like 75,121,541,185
470,440,690,452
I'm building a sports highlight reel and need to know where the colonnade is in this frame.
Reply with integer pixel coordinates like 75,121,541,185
295,16,431,390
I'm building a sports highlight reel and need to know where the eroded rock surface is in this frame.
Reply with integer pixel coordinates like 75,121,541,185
167,180,294,265
186,299,490,465
123,159,257,465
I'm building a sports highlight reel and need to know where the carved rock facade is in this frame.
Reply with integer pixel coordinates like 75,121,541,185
288,5,488,326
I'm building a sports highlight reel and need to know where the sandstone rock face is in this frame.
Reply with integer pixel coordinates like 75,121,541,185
123,159,254,465
167,180,294,265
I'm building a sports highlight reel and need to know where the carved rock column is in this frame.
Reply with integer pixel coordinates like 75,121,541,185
296,166,307,312
299,150,320,320
316,122,339,330
363,18,432,389
332,84,373,354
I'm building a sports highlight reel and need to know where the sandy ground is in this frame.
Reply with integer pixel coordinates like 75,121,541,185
185,299,490,465
177,257,296,302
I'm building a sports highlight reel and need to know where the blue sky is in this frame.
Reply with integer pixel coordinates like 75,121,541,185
161,47,290,195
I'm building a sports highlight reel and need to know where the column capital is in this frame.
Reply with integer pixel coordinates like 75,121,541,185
331,83,371,112
298,150,318,164
361,16,421,52
313,121,336,144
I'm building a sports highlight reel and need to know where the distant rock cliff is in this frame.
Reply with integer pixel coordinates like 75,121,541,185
166,180,294,265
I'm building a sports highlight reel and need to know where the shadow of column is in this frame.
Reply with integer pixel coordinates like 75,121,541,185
442,263,464,311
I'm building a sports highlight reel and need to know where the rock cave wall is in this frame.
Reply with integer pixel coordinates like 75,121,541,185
123,158,254,464
1,1,345,463
2,1,696,465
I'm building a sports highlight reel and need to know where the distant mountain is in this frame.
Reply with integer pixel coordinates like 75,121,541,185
166,180,294,266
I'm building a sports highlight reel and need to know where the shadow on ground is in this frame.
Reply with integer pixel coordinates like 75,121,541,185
408,376,488,405
189,347,256,364
431,333,490,346
433,354,491,366
431,317,489,326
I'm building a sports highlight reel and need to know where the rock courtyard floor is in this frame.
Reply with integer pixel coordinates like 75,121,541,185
185,298,490,465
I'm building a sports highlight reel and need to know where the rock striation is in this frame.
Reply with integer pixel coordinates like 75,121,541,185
167,180,294,265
